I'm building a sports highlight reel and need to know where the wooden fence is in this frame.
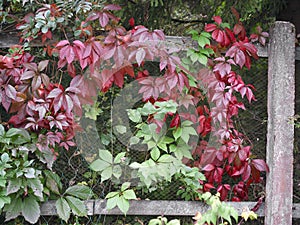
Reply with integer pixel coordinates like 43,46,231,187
1,21,300,224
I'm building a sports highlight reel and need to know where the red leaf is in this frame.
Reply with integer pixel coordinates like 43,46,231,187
5,85,17,99
47,88,63,99
38,60,49,71
32,76,42,91
202,164,215,172
205,24,217,32
103,4,122,11
251,159,269,172
21,70,35,80
56,40,70,48
213,16,222,25
136,48,146,66
129,17,135,27
99,12,109,27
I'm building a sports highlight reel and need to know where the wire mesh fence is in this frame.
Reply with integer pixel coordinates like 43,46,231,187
0,50,297,224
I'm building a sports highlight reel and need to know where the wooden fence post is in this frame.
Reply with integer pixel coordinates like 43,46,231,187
265,21,295,224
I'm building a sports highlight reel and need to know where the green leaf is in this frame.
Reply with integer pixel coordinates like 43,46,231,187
74,29,82,37
90,159,110,172
230,207,239,222
65,196,87,216
113,165,122,179
197,53,208,65
173,127,182,140
148,218,161,225
115,125,127,134
106,196,118,210
41,26,49,34
147,140,157,150
27,178,43,199
150,147,160,161
129,136,140,146
22,196,40,224
101,166,113,182
169,144,177,153
123,189,136,200
121,182,131,192
98,150,113,164
198,35,210,48
127,109,142,123
117,196,130,215
167,219,181,225
56,197,70,223
65,185,92,200
6,179,22,195
105,191,119,199
0,178,6,187
201,192,212,201
129,162,141,169
140,101,157,115
6,128,30,140
0,195,10,209
114,152,126,164
4,197,22,221
0,125,5,136
44,171,62,195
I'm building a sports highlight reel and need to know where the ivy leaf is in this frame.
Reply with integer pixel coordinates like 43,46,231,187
22,196,40,224
56,197,70,223
65,196,87,216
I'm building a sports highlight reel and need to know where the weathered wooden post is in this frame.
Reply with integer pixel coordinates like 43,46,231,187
265,21,295,224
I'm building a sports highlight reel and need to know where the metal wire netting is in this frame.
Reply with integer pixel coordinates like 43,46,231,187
2,57,299,225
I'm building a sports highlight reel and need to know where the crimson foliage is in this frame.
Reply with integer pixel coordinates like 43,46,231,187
0,4,268,202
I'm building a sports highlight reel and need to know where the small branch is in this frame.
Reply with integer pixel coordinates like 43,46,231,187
171,17,209,24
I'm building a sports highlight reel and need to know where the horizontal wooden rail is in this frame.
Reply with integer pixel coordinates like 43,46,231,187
39,200,300,218
1,32,299,60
